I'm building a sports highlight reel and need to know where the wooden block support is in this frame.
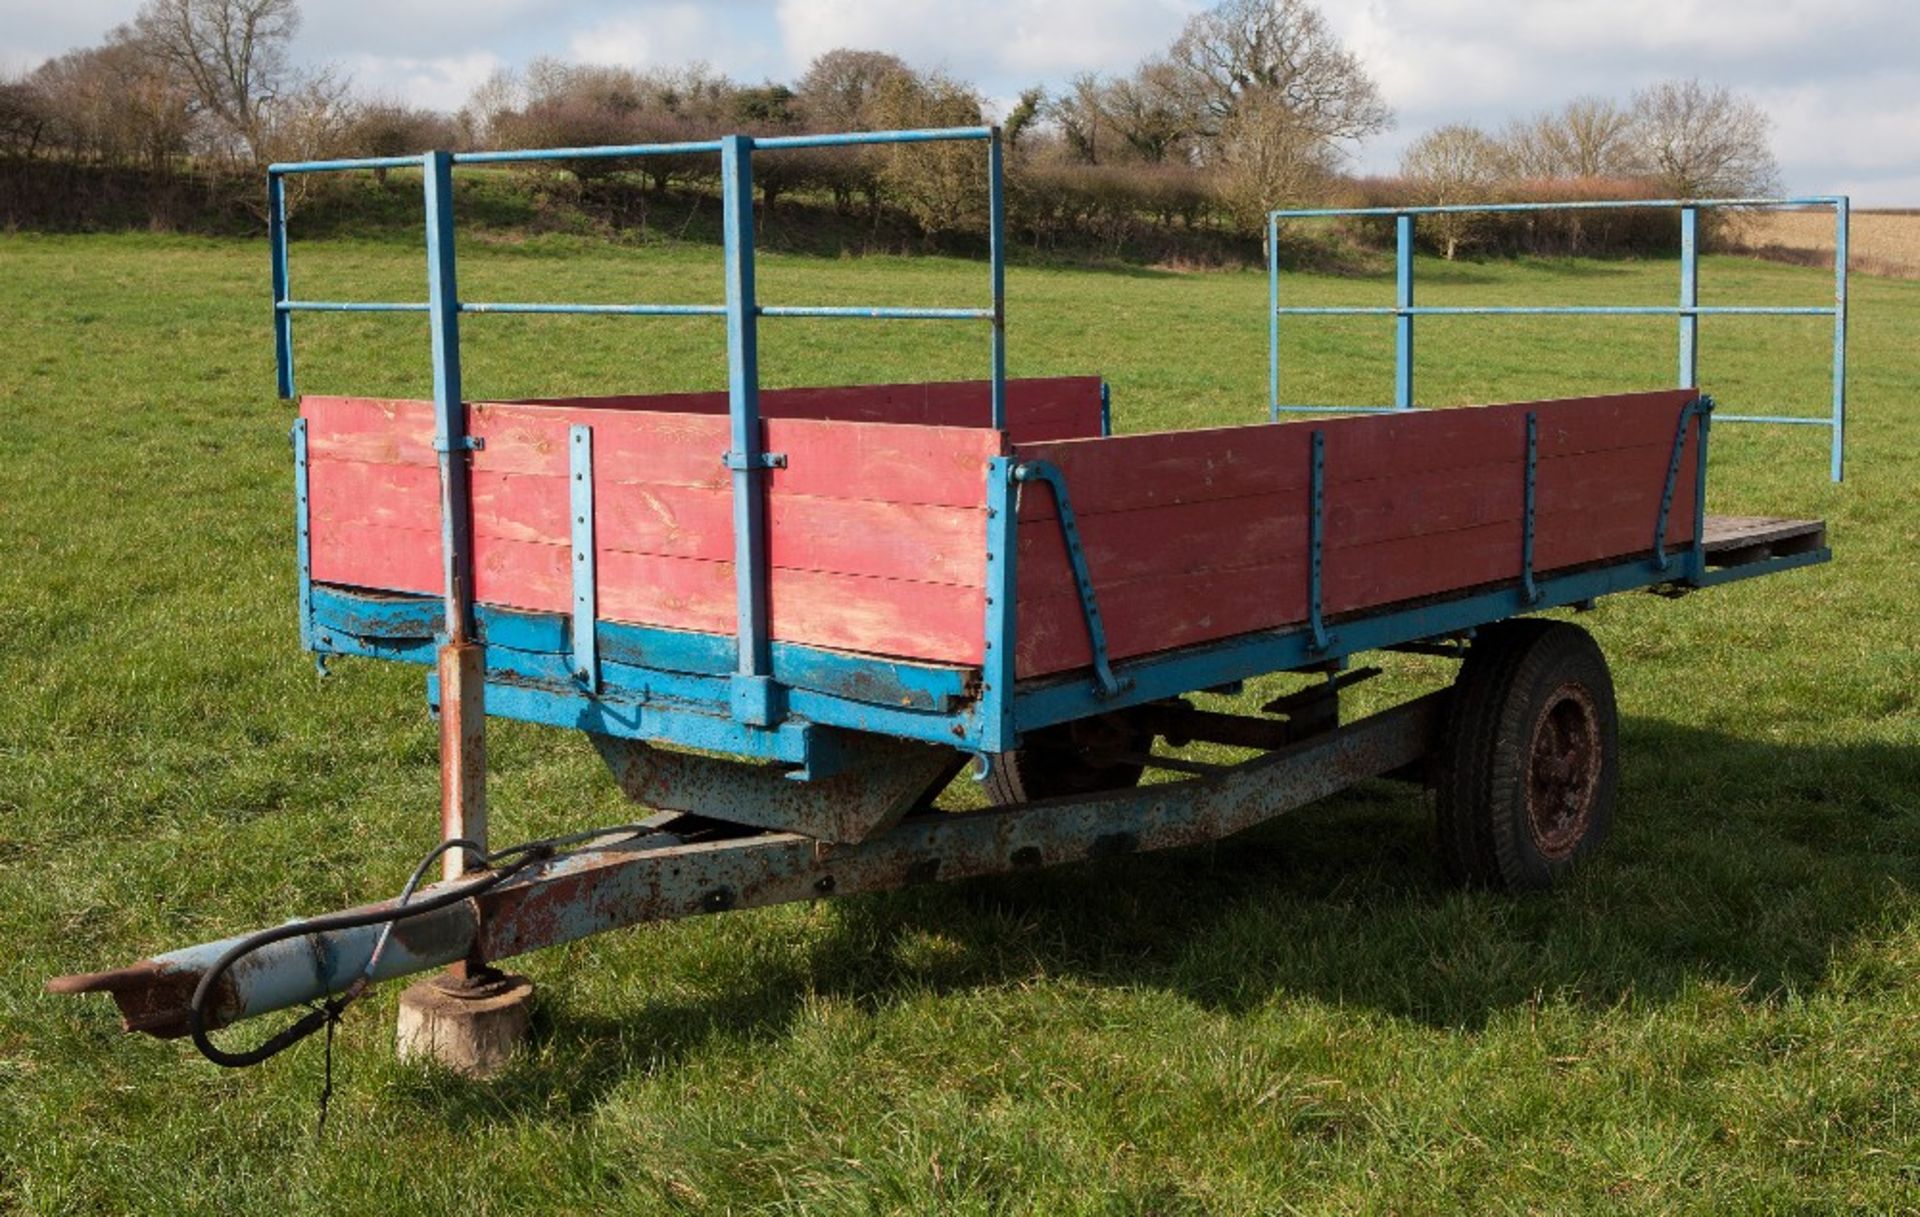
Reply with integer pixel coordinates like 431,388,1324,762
395,975,534,1077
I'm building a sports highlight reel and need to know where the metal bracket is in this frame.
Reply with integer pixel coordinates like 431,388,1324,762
1306,430,1333,652
568,424,598,690
1654,396,1714,572
291,418,314,652
1013,461,1130,699
722,451,786,470
433,435,485,453
1521,412,1540,604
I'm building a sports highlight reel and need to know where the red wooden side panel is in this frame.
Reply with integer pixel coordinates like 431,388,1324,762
1012,389,1701,676
303,394,1002,665
509,376,1105,445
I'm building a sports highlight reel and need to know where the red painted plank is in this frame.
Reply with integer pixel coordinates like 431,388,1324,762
1013,437,1698,598
506,376,1104,444
311,521,985,664
311,457,988,586
1013,388,1698,520
1014,492,1690,677
300,395,1007,508
1012,391,1703,676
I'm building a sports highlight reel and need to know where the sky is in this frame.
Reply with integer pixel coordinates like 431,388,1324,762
3,0,1915,205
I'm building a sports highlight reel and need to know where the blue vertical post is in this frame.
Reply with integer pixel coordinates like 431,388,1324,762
988,128,1007,431
1678,206,1699,388
422,148,486,886
1268,212,1280,422
980,456,1020,753
1830,197,1849,482
423,150,476,644
1394,213,1414,411
269,172,294,399
720,135,780,726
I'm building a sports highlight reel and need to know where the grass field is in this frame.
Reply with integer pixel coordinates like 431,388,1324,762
1,231,1916,1213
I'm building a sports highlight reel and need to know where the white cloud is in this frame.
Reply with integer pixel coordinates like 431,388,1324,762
774,0,1189,82
341,51,507,111
569,4,782,76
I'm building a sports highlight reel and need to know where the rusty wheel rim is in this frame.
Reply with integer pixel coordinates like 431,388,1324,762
1524,682,1602,859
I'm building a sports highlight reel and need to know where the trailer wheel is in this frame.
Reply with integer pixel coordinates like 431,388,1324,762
1435,619,1618,890
984,713,1149,804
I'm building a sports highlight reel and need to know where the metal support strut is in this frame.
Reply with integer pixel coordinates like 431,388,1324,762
1012,461,1128,698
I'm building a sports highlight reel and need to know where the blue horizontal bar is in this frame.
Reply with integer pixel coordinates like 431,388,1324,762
758,305,992,320
279,300,429,313
752,126,992,150
1274,306,1836,317
460,301,727,317
456,139,725,165
269,155,424,175
1272,196,1844,220
1271,404,1398,414
1713,414,1835,426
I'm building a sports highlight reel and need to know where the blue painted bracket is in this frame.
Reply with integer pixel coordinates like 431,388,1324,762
290,418,313,649
1013,461,1128,699
980,457,1021,755
568,424,597,690
1521,413,1540,604
1655,396,1715,574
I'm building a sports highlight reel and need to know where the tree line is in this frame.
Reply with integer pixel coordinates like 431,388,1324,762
0,0,1781,259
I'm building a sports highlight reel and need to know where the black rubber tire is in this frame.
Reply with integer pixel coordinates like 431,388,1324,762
984,713,1150,805
1435,619,1618,890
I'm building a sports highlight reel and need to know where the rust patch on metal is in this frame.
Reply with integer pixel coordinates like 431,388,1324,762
46,961,239,1040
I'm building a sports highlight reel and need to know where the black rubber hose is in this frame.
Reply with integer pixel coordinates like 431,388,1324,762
186,822,658,1068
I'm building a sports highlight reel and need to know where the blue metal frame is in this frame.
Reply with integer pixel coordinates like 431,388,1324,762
266,126,1010,761
1267,196,1851,481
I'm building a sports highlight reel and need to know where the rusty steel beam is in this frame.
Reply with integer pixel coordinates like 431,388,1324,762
440,642,488,881
48,692,1444,1040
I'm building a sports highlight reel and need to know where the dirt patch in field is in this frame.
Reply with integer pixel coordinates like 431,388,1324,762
1727,208,1920,278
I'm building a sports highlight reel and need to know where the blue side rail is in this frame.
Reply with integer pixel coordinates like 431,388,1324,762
1266,196,1851,481
270,126,1008,769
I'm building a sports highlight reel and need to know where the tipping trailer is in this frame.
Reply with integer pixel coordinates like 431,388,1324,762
50,129,1838,1065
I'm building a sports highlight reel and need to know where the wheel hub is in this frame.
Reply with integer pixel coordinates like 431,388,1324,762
1524,682,1602,859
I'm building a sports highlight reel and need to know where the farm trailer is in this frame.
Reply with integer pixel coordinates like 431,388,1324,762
50,129,1839,1074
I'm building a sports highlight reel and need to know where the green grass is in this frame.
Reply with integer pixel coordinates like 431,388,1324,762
0,232,1915,1213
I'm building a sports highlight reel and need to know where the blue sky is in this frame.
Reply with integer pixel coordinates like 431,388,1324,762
4,0,1915,204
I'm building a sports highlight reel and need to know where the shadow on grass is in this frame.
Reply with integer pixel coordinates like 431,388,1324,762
402,716,1920,1123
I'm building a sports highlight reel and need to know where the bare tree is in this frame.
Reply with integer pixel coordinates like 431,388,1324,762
1500,96,1638,180
1630,79,1778,197
133,0,303,164
1169,0,1390,147
793,48,911,131
1212,89,1335,231
0,77,49,159
1049,73,1108,164
1401,123,1500,258
1102,59,1198,164
29,30,196,169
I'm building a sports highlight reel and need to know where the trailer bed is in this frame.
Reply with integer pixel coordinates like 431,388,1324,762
296,378,1824,772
